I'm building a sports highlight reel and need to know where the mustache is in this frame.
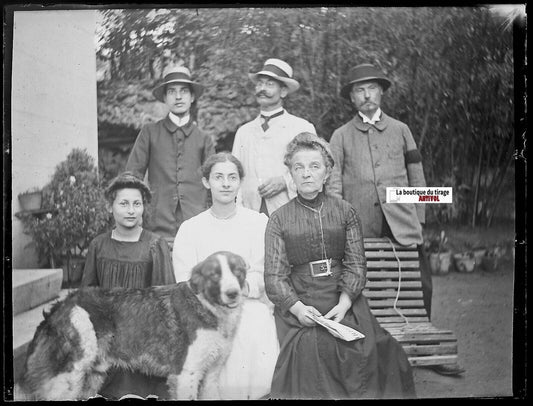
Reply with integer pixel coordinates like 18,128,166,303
256,91,270,98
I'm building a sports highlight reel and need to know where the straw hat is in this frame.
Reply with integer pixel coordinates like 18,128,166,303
248,58,300,94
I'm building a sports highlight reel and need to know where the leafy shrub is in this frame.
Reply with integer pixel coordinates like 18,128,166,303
20,148,113,266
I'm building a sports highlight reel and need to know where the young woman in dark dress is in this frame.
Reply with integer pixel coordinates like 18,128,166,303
264,132,416,399
81,171,175,399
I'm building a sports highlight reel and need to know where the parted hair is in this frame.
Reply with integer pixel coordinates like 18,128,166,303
283,132,335,169
201,152,245,180
104,172,152,205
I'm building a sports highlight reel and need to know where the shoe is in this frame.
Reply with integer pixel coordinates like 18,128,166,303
429,364,465,376
118,394,146,400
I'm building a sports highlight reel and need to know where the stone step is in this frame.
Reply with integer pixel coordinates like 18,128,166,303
13,289,72,385
12,269,63,316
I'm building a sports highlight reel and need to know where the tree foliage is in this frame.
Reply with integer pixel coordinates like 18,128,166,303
97,6,516,226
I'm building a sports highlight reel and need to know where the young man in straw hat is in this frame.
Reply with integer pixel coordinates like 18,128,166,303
232,58,316,216
126,66,215,243
328,63,464,376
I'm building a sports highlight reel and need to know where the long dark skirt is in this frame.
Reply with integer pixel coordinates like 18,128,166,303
270,265,416,399
99,368,168,400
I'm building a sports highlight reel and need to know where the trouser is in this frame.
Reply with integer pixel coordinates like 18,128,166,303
381,219,433,320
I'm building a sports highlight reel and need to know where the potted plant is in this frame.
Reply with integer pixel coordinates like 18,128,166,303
452,241,476,273
481,246,503,272
453,251,476,273
427,230,452,275
18,187,43,211
19,148,113,287
472,246,487,270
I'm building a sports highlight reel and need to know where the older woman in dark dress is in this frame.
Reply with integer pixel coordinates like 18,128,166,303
264,132,415,399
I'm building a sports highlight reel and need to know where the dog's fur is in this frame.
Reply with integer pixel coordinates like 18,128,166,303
16,251,247,401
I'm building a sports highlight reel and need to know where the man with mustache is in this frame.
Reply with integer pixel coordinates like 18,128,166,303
328,64,464,376
232,58,316,216
126,66,215,244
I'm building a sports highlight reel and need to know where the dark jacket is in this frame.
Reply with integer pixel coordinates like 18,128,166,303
126,115,215,239
328,112,426,246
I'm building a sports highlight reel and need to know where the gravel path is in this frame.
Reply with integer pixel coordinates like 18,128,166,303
412,255,516,398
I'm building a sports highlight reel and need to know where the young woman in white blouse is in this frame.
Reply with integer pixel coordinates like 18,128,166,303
172,152,279,400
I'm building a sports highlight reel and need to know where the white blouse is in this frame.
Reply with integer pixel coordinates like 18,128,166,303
172,206,269,300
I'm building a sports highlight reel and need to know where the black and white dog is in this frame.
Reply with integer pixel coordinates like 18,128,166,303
16,251,247,400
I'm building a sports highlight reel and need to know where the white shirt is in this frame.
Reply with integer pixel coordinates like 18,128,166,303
359,108,382,125
172,206,269,301
172,205,279,399
168,112,190,127
232,110,316,214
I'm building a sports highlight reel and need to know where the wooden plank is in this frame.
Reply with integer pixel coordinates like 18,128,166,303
392,333,458,343
364,242,417,250
366,271,421,279
372,308,428,317
408,355,458,367
367,299,425,308
365,251,419,259
364,237,395,242
366,280,422,289
387,328,456,336
366,260,420,269
402,343,458,356
364,290,423,299
380,322,438,329
377,316,429,323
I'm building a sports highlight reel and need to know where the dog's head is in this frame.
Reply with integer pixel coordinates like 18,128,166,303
190,251,248,308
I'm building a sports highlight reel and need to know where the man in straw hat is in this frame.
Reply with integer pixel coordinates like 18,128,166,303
126,66,215,243
329,64,464,376
232,58,316,216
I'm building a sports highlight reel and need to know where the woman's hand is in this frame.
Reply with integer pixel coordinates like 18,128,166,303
289,301,322,327
324,291,352,322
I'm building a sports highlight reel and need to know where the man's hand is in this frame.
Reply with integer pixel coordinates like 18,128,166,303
290,301,322,327
258,176,287,199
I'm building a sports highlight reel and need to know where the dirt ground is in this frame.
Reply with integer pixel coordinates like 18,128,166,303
412,221,520,399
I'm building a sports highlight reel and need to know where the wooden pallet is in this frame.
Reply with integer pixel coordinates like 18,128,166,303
363,237,459,367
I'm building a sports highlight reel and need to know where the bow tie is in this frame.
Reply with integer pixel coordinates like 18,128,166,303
260,110,284,131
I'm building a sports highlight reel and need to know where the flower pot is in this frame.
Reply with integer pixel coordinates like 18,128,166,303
18,191,42,211
473,248,487,270
61,256,86,288
481,254,499,272
453,252,476,273
429,251,452,275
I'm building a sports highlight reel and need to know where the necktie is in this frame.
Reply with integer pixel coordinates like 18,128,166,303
261,110,284,132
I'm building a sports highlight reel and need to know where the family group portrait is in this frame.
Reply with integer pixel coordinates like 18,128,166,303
4,4,526,401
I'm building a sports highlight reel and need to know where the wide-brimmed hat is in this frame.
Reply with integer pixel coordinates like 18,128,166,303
248,58,300,94
152,66,205,102
340,64,392,99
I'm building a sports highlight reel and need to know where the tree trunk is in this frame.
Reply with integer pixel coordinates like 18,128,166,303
471,146,484,227
486,136,514,227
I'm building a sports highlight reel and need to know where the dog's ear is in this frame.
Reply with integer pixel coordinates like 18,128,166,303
189,260,206,294
227,252,248,286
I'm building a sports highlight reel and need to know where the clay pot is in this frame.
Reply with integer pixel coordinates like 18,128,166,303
473,248,487,270
481,254,499,272
429,251,452,275
18,191,42,211
453,252,476,273
61,256,86,288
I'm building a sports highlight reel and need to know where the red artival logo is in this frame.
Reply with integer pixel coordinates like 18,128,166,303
419,195,440,202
